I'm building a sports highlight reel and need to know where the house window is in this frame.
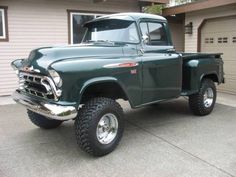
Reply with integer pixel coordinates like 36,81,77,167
68,11,104,44
209,38,214,43
222,37,228,43
218,37,228,43
233,37,236,43
205,38,214,44
0,7,8,41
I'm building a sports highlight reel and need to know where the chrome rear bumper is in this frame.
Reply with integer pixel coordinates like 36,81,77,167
12,91,77,120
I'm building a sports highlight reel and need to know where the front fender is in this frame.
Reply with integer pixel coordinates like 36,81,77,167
78,76,132,106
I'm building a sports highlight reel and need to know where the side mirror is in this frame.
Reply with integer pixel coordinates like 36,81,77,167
142,35,149,44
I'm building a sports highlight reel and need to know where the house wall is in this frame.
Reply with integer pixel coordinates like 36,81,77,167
168,22,184,52
185,4,236,52
0,0,139,96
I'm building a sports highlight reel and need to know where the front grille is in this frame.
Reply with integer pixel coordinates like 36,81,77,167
19,72,56,100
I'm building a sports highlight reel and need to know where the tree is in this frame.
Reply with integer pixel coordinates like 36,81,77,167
143,4,163,15
172,0,198,6
143,0,198,14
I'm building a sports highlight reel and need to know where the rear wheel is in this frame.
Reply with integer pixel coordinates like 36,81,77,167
74,97,124,157
27,110,63,129
189,79,216,116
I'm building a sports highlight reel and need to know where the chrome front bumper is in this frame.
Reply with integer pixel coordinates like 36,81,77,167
12,91,78,121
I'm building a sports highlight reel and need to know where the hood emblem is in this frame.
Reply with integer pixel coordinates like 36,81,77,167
22,66,40,73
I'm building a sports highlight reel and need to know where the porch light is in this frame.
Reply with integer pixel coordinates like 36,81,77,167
185,22,193,34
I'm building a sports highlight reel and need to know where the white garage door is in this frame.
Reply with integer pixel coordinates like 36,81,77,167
201,16,236,94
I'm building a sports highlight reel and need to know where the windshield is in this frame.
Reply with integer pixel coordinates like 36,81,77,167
82,19,140,44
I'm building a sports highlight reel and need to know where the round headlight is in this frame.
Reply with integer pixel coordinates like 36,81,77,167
49,70,62,87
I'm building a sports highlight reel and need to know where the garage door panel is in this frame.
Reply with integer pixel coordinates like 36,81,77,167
201,16,236,94
202,16,236,32
224,75,236,81
224,62,236,76
218,78,236,94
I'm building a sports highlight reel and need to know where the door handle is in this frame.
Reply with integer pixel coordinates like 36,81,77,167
138,49,144,56
167,48,176,52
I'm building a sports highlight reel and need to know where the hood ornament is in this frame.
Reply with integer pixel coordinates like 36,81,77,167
22,66,40,73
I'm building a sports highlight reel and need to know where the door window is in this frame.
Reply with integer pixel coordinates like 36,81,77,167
140,22,168,46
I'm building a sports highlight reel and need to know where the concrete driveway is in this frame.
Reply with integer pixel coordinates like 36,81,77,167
0,98,236,177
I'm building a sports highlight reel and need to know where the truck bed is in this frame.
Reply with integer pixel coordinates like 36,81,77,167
181,53,222,60
180,52,224,96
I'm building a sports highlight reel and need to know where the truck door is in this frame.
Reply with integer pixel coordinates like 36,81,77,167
139,21,182,104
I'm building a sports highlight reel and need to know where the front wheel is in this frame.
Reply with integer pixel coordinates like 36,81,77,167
74,97,124,157
189,79,216,116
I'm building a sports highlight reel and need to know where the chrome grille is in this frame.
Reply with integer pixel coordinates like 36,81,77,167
18,72,58,100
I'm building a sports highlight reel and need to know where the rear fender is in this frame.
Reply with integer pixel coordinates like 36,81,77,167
183,59,221,95
200,72,219,84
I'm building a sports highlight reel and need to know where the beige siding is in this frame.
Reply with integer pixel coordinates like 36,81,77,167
185,4,236,52
168,22,184,52
0,0,139,96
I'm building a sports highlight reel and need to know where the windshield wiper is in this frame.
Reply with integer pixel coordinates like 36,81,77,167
84,40,115,45
83,40,128,46
110,41,128,45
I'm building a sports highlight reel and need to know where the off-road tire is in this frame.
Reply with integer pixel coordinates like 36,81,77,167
75,97,124,157
27,110,63,129
189,79,216,116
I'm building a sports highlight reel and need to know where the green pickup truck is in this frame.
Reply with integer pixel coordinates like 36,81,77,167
11,13,224,156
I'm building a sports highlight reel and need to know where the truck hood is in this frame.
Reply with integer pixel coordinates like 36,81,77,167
20,44,127,74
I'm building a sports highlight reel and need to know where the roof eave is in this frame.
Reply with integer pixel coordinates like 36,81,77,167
162,0,236,16
139,0,169,4
93,0,168,3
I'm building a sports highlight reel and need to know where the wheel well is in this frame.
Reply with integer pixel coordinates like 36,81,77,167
80,82,128,104
202,74,219,83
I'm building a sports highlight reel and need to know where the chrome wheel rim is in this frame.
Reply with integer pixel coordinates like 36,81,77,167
203,88,214,108
96,113,118,144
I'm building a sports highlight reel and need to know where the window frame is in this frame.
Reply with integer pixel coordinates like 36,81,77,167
139,20,171,46
67,10,107,44
0,6,8,42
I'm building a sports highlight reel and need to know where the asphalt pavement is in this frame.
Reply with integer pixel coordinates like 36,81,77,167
0,98,236,177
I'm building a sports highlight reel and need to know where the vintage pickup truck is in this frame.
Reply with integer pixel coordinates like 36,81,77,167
11,13,224,156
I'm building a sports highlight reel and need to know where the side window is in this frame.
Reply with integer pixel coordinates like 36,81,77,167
148,22,167,46
139,22,168,46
